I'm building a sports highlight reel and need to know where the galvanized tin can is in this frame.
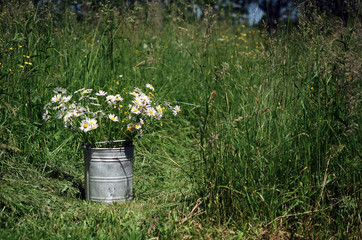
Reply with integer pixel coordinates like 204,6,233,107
84,140,134,203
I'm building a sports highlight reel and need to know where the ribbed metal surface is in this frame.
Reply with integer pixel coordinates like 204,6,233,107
84,145,134,203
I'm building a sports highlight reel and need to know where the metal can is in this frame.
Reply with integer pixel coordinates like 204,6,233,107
84,140,134,203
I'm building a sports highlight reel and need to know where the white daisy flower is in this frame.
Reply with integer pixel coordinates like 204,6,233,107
130,106,141,115
68,110,76,117
94,110,105,116
42,111,50,121
90,102,101,106
173,105,181,116
74,88,85,94
62,95,72,102
140,94,151,105
108,114,119,122
129,91,138,97
134,123,142,130
165,102,173,110
126,123,133,131
133,87,142,93
132,96,143,106
106,95,116,106
52,104,63,110
43,103,51,110
63,112,72,122
75,106,87,117
82,89,92,94
51,94,62,103
114,94,123,101
57,110,65,119
79,119,91,132
156,105,163,113
88,118,97,126
79,95,89,101
53,87,67,94
90,122,99,130
146,83,154,91
80,118,97,132
154,112,162,120
106,95,114,101
95,90,107,96
147,107,156,117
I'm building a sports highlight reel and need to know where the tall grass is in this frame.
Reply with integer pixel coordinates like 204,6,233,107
194,8,361,238
0,1,361,239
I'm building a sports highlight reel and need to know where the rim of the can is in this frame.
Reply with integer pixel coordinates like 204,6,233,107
84,140,133,149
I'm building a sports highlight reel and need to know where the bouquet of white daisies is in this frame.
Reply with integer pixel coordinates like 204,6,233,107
43,83,180,143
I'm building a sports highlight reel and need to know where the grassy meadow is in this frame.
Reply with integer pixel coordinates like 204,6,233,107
0,1,361,239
